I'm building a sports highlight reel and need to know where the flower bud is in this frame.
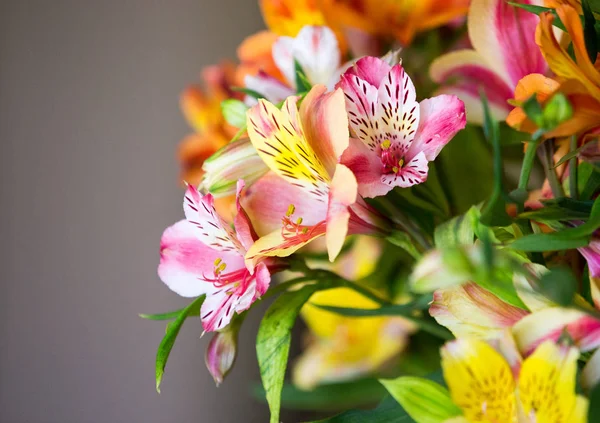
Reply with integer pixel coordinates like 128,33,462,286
542,92,573,130
201,137,268,197
204,320,240,386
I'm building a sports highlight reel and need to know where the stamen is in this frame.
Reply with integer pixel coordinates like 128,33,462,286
398,157,405,168
381,139,391,150
286,204,295,217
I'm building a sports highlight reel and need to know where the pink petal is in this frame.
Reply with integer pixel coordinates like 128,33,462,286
299,85,350,176
326,164,358,261
244,72,294,104
469,0,546,87
406,94,466,162
380,151,428,189
233,180,257,252
272,36,295,87
201,288,239,332
254,262,271,298
579,239,600,278
183,185,242,253
241,172,328,236
338,72,380,149
430,49,514,121
158,220,241,297
341,137,392,198
376,64,419,153
342,56,391,88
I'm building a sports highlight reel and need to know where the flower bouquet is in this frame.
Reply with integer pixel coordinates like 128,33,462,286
142,0,600,421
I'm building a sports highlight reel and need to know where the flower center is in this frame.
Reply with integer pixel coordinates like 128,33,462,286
380,140,405,175
280,203,325,241
203,258,249,290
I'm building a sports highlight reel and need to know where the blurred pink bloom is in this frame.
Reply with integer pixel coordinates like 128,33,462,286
430,0,547,124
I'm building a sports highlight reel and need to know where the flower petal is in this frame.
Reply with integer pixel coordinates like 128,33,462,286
469,0,545,87
246,96,331,201
241,172,328,236
513,308,600,355
299,85,350,176
376,64,419,153
343,56,391,88
326,164,358,261
579,239,600,278
441,338,516,422
341,137,392,198
518,341,582,422
158,220,238,297
183,184,242,253
406,95,466,162
244,222,326,261
291,26,340,86
201,288,239,332
338,72,380,149
380,151,428,189
254,261,271,298
430,49,514,123
244,72,294,105
233,180,257,252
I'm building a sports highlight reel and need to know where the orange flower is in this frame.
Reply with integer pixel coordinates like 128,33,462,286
508,4,600,137
178,62,239,186
235,30,284,86
260,0,469,50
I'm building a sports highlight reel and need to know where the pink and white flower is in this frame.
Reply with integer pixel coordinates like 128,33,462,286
158,181,274,332
337,56,466,198
430,0,547,124
245,25,341,103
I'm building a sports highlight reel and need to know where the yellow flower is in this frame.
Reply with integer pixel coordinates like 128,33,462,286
442,338,588,423
292,237,414,389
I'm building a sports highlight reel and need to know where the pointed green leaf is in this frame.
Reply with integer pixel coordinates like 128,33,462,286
434,207,478,248
380,377,462,423
155,295,205,392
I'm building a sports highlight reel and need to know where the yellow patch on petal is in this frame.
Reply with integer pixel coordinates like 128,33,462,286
246,97,331,198
442,339,516,422
518,341,582,423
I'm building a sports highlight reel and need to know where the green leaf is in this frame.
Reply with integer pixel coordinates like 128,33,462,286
581,167,600,200
380,377,461,423
589,382,600,423
155,296,205,392
434,207,477,248
311,396,415,423
508,234,590,251
522,95,544,127
538,266,577,307
479,93,513,226
555,145,589,168
294,60,312,92
252,379,387,411
436,125,494,215
139,308,188,320
583,0,599,63
220,99,248,128
387,231,422,260
256,284,320,423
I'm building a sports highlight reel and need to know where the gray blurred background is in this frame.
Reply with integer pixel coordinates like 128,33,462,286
0,1,284,422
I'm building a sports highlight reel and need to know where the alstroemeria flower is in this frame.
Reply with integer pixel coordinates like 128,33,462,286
245,84,390,262
293,237,414,389
178,63,241,186
442,338,588,423
338,56,466,198
430,0,547,124
158,181,274,332
244,25,340,104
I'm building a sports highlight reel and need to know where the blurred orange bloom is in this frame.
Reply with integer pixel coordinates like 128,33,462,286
178,62,239,186
235,30,284,86
508,4,600,137
260,0,469,49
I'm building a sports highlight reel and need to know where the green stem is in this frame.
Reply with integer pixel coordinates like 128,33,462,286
517,132,543,213
375,197,433,251
569,135,578,200
541,139,565,199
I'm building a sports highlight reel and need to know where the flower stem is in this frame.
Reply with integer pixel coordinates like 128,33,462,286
540,139,565,199
569,135,578,200
516,131,543,213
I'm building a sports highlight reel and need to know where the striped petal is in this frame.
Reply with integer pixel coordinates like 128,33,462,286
339,72,380,149
158,220,240,298
244,72,294,104
442,339,517,422
518,341,585,423
513,308,600,355
380,151,428,189
406,94,466,162
343,56,392,91
246,96,331,201
341,137,392,198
